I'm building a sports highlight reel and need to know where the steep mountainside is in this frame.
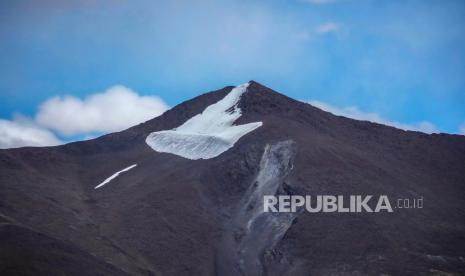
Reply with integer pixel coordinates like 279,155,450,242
1,81,465,275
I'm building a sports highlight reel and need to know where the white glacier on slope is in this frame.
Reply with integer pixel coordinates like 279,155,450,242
145,82,262,160
95,164,137,189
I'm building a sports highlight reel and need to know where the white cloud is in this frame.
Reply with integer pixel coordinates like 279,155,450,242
308,100,440,134
0,116,62,149
316,22,339,34
36,85,169,136
0,85,169,149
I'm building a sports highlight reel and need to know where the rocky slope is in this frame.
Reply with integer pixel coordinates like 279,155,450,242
1,81,465,275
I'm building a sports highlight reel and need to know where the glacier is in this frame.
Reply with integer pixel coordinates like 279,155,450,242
145,82,262,160
95,164,137,189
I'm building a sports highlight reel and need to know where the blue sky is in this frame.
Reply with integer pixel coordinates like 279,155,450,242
1,0,465,148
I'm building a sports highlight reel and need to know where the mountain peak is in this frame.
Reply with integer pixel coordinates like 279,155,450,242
246,80,274,93
2,81,465,276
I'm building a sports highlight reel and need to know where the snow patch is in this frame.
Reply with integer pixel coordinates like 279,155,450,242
95,164,137,189
145,82,262,160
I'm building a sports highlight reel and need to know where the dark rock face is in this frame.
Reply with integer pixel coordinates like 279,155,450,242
218,140,298,276
1,81,465,275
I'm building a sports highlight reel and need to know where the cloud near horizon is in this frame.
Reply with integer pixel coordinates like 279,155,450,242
308,100,440,134
0,86,169,149
36,86,169,136
0,116,61,149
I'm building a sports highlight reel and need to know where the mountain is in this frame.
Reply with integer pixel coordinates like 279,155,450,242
1,81,465,275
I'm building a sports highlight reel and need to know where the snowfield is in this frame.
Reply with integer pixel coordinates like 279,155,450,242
145,82,262,159
95,164,137,189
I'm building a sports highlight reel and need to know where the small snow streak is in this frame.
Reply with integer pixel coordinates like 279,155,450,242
94,164,137,189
